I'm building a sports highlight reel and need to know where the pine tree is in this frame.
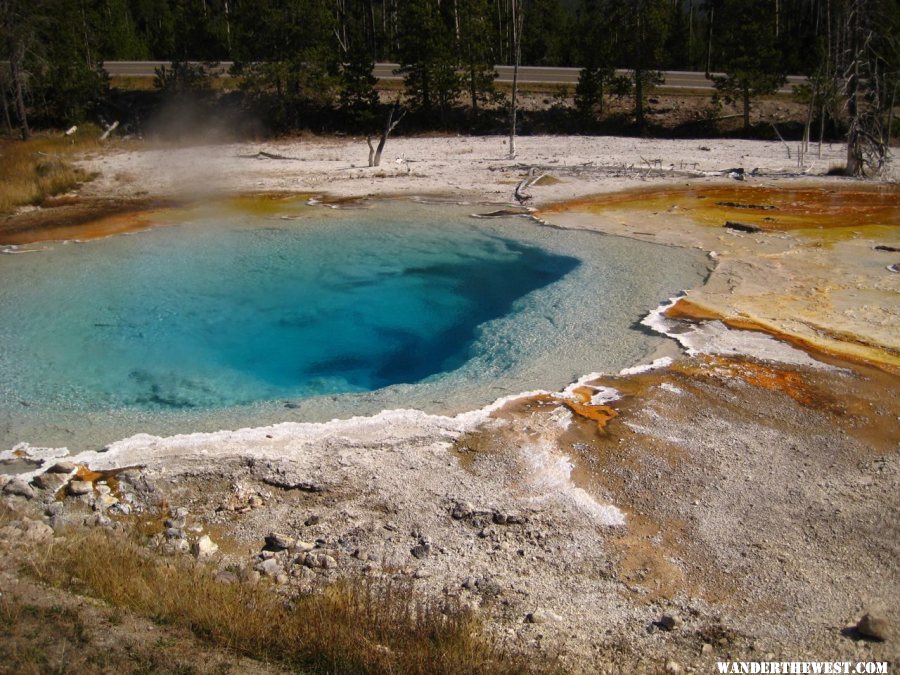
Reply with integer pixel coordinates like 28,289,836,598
231,0,338,130
613,0,669,130
573,0,615,119
458,0,498,117
712,0,786,132
397,0,460,123
338,9,380,131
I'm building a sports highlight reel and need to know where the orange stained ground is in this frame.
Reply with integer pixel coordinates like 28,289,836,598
541,184,900,233
665,298,900,375
0,193,315,246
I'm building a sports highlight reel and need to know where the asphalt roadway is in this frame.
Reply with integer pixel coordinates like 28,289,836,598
103,61,805,94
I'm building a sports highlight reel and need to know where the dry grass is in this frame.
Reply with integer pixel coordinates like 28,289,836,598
0,591,247,674
0,129,100,214
30,528,532,674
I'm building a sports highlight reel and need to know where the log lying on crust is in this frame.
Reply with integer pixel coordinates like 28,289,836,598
724,221,764,234
237,151,299,160
470,209,529,219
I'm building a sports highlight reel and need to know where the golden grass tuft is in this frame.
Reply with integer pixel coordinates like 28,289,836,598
30,528,532,674
0,129,100,214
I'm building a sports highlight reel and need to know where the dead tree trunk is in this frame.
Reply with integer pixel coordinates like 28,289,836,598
508,0,521,159
0,72,13,135
742,87,751,132
367,104,405,167
844,3,861,176
9,41,29,141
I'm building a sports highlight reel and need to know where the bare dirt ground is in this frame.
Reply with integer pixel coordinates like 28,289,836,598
1,134,898,673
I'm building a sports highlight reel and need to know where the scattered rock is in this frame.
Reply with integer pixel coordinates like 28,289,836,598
301,552,337,569
856,612,890,642
526,609,563,624
665,661,683,674
47,461,77,474
31,472,67,491
109,503,132,516
294,540,316,553
658,614,682,631
701,643,714,656
3,479,35,499
86,513,113,528
165,538,190,554
45,502,64,517
255,557,281,577
304,514,321,526
475,577,502,597
97,494,119,510
165,527,184,540
192,535,218,559
410,543,431,559
66,480,93,497
451,501,472,520
493,511,525,525
264,532,295,551
462,577,477,590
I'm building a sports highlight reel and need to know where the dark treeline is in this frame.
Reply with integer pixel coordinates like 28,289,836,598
1,0,898,170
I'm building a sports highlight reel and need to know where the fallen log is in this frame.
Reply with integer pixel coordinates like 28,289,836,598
471,209,529,219
716,201,777,211
724,221,763,234
237,151,299,160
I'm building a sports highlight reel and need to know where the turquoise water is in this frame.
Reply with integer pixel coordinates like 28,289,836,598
0,201,709,450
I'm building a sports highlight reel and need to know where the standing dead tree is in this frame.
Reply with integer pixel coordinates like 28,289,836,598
841,0,898,176
366,103,406,167
507,0,522,159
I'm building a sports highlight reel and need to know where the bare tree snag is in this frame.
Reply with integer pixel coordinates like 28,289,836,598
508,0,522,159
0,72,13,135
10,40,29,140
100,120,119,141
513,169,545,204
368,104,405,167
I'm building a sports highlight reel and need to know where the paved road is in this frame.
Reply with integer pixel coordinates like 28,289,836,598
103,61,805,93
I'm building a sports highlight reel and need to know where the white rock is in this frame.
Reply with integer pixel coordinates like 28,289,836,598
526,609,563,624
192,535,218,559
3,479,35,499
67,480,93,496
255,557,281,577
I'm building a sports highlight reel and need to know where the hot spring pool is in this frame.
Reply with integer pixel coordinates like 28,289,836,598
0,200,709,450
